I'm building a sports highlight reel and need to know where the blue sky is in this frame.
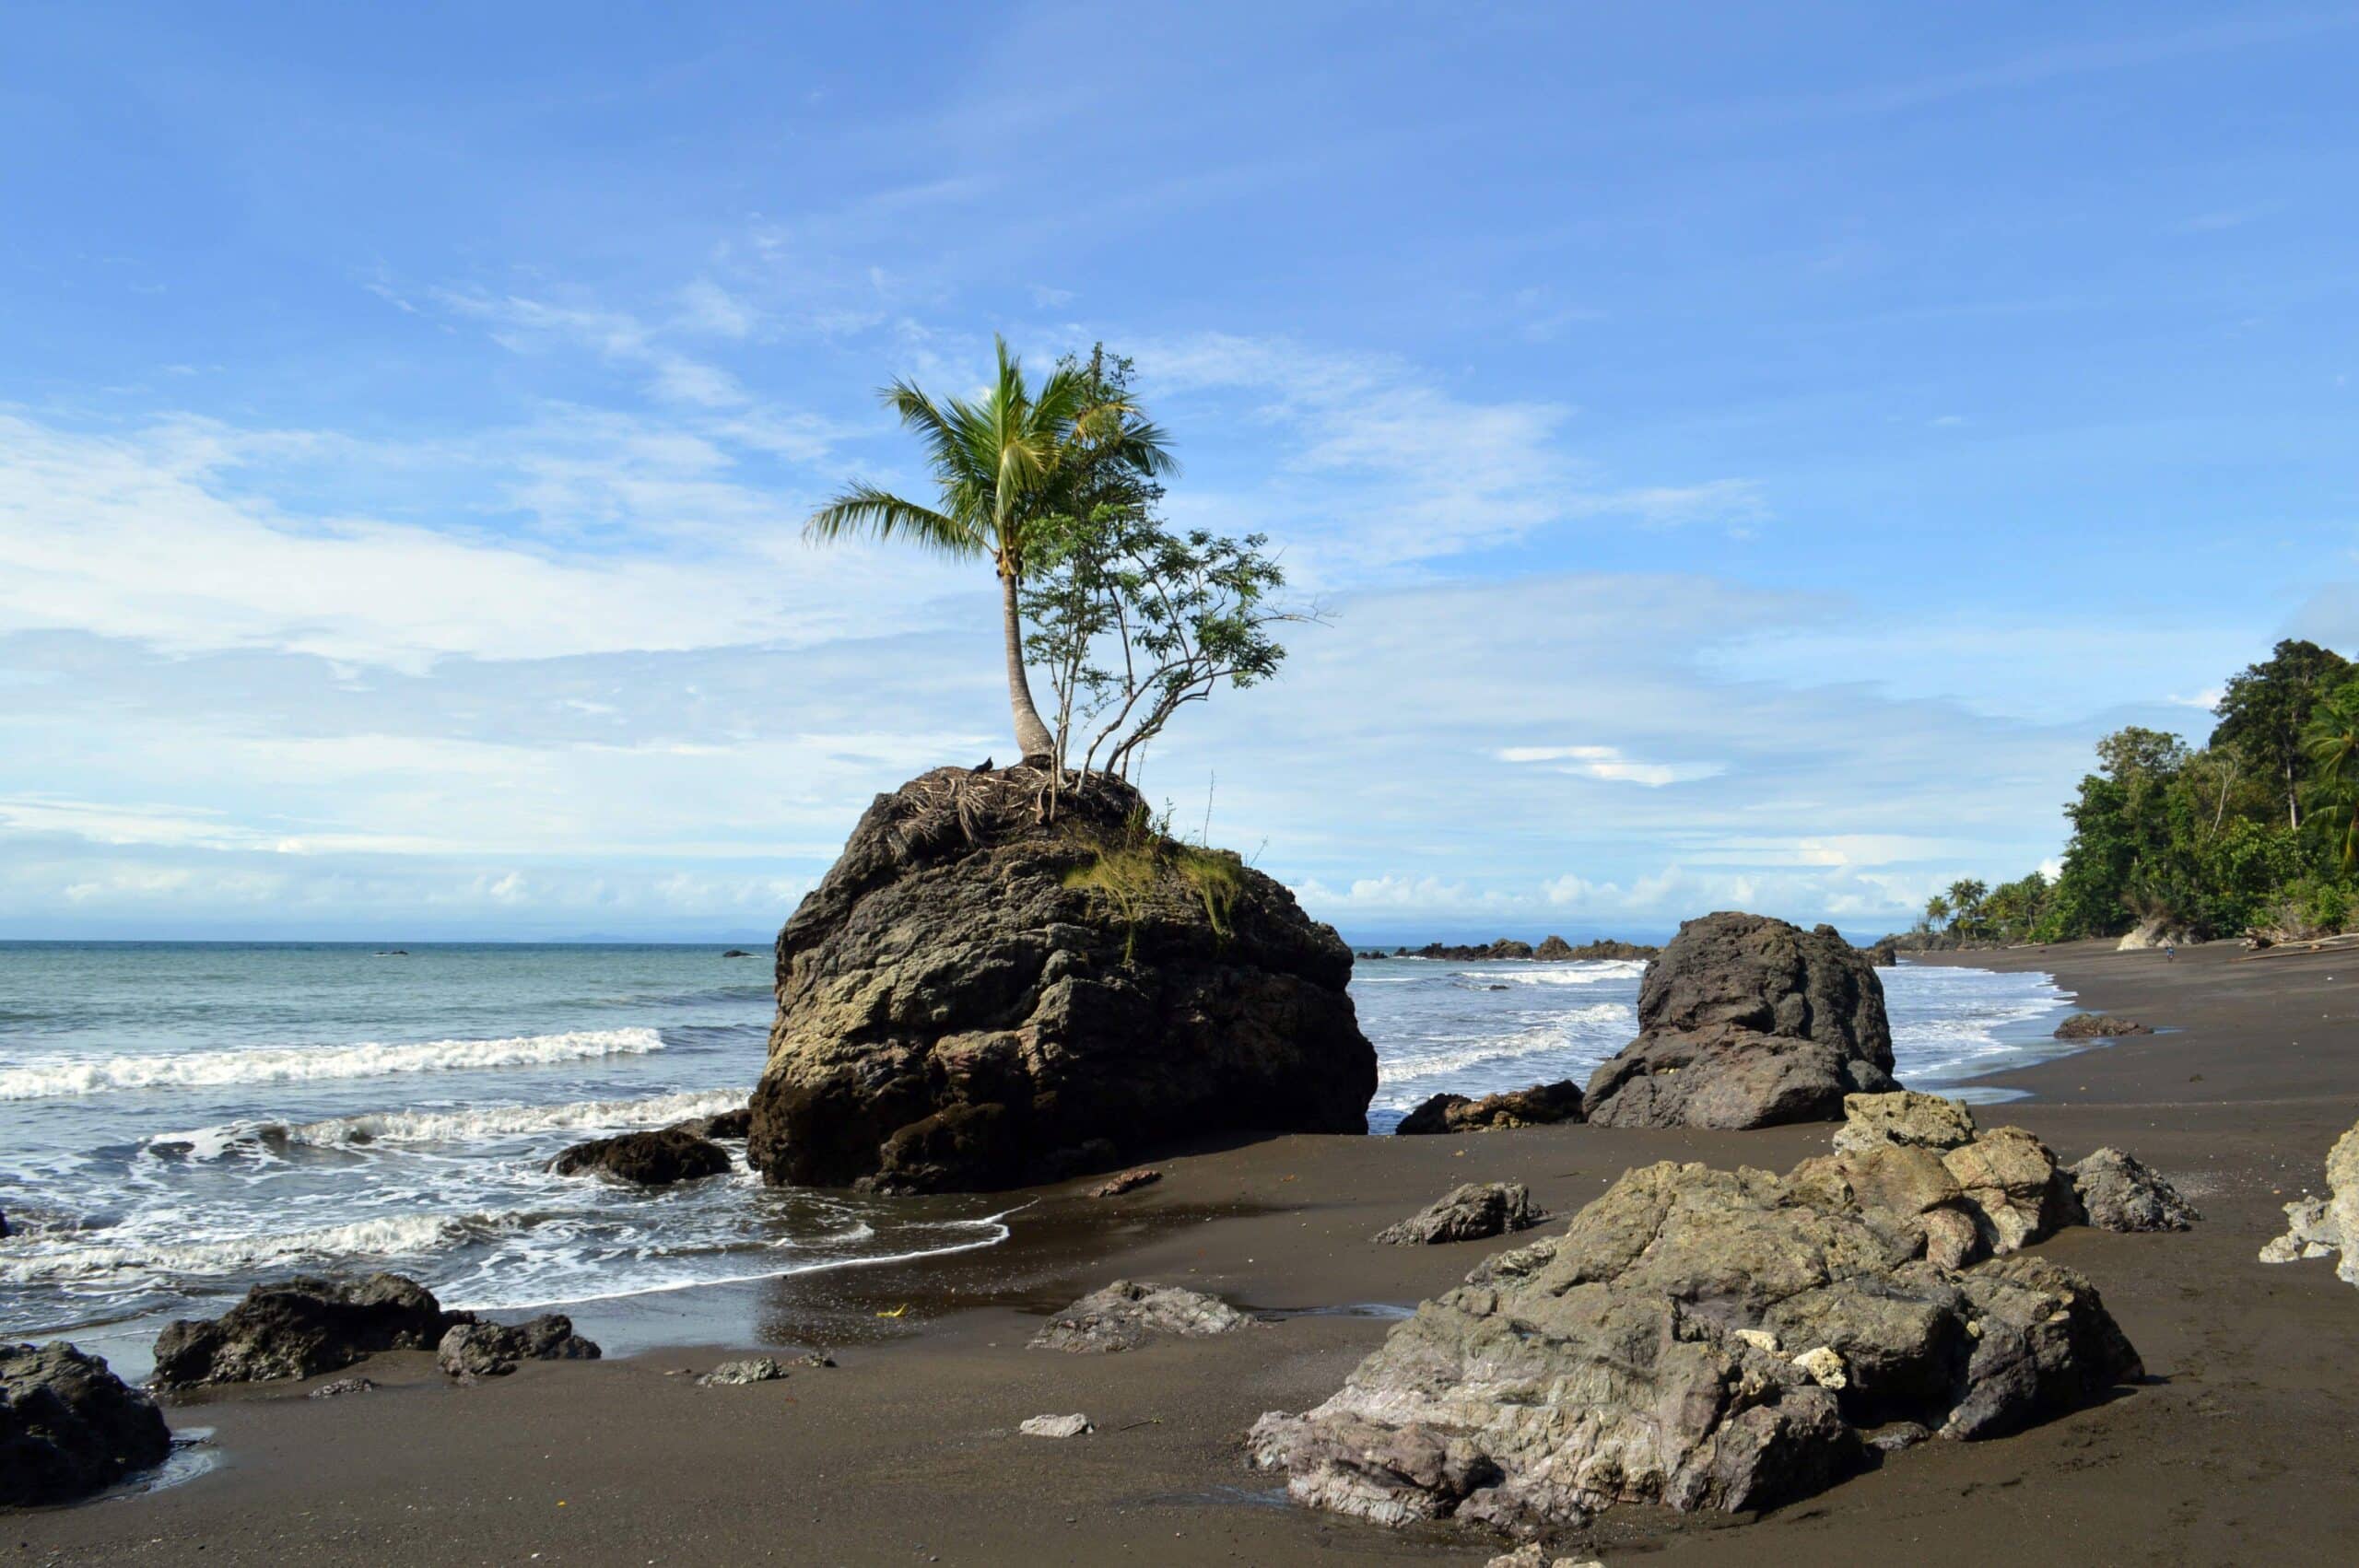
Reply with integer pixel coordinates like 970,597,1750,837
3,2,2354,941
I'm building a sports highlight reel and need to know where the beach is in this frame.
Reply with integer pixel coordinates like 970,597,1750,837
14,937,2359,1564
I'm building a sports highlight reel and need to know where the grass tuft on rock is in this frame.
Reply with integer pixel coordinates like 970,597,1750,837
1062,809,1243,958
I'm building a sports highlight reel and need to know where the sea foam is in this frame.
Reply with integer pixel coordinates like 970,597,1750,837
0,1026,668,1101
150,1086,747,1158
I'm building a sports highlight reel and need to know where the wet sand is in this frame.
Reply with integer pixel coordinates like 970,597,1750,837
18,938,2359,1564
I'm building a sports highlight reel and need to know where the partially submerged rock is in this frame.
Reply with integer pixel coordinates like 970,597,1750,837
746,768,1373,1193
668,1106,753,1141
1028,1280,1255,1354
436,1316,601,1380
2070,1148,2199,1232
1374,1183,1547,1246
1582,913,1896,1129
2054,1013,2154,1040
152,1273,470,1389
2260,1120,2359,1281
697,1357,790,1387
1397,1081,1582,1136
1249,1153,2142,1536
0,1341,172,1506
550,1127,732,1186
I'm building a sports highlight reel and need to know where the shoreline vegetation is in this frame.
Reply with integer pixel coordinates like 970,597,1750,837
1902,639,2359,953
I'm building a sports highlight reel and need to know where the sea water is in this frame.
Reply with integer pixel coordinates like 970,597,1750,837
0,942,2071,1362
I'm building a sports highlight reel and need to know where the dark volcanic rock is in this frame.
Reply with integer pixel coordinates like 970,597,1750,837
437,1316,601,1379
550,1127,732,1185
0,1341,172,1505
1582,913,1897,1129
1249,1149,2142,1536
1028,1281,1256,1353
1373,1182,1546,1246
1395,1080,1583,1136
151,1273,470,1389
2054,1012,2153,1040
746,767,1373,1193
666,1106,753,1141
2070,1148,2200,1232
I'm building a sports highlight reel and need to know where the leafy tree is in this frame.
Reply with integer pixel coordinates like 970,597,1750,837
804,336,1175,764
1923,894,1951,930
2214,639,2353,829
2304,680,2359,872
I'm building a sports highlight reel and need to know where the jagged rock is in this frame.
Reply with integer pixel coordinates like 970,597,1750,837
1831,1091,1978,1156
1248,1155,2142,1537
1397,1081,1583,1136
1942,1127,2080,1254
1019,1412,1093,1438
550,1127,732,1186
1583,914,1896,1129
1485,1548,1604,1568
2259,1120,2359,1281
1375,1183,1547,1246
2054,1013,2153,1040
307,1376,374,1398
2069,1149,2199,1232
152,1273,471,1388
668,1106,753,1141
697,1357,790,1387
1028,1280,1255,1354
1089,1167,1162,1198
0,1341,172,1505
746,768,1373,1193
1864,939,1899,967
436,1316,601,1379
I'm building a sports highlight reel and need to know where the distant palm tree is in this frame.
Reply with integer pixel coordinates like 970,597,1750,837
805,337,1175,766
2304,685,2359,871
1924,894,1952,931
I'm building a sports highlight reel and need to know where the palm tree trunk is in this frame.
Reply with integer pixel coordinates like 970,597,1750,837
1000,565,1058,766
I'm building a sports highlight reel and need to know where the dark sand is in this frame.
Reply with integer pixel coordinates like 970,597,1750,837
18,938,2359,1564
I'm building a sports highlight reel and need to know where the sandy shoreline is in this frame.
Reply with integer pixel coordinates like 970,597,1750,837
18,938,2359,1564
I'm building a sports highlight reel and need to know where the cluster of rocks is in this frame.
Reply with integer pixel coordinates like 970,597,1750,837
2053,1012,2154,1040
149,1273,600,1391
745,766,1374,1194
1,1342,172,1507
1027,1281,1255,1354
1374,1182,1546,1246
1582,912,1898,1129
1398,1080,1583,1136
2261,1118,2359,1281
1384,937,1658,963
1249,1091,2188,1539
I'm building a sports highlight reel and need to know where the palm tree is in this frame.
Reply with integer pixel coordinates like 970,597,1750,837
805,337,1174,766
2304,685,2359,871
1924,894,1952,931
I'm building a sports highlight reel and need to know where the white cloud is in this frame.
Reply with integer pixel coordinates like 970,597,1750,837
1495,743,1725,787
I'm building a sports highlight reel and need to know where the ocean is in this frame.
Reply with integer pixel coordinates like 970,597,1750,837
0,942,2075,1370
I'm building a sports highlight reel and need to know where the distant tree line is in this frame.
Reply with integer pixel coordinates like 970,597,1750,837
1918,640,2359,944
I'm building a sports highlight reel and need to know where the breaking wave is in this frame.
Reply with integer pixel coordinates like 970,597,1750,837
0,1027,668,1101
149,1087,748,1160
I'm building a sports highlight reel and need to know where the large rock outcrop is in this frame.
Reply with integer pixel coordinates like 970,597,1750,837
1,1342,173,1506
746,767,1374,1193
151,1273,471,1389
1582,912,1897,1129
1249,1111,2142,1537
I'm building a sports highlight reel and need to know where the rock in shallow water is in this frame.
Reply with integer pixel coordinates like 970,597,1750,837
152,1273,470,1389
1249,1143,2142,1535
0,1341,173,1506
1374,1182,1547,1246
1397,1081,1582,1135
2053,1012,2153,1040
745,767,1374,1193
1581,913,1896,1129
550,1127,732,1185
437,1316,601,1380
1028,1281,1255,1354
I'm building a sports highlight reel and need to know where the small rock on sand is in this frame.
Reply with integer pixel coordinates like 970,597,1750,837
2069,1147,2200,1232
307,1375,376,1398
1373,1181,1546,1246
1019,1413,1093,1438
1090,1167,1162,1198
1485,1547,1604,1568
2054,1012,2154,1040
698,1357,792,1387
1029,1281,1254,1353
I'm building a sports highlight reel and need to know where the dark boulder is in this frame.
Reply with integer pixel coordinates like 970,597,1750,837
666,1106,753,1141
1373,1182,1546,1246
437,1316,601,1379
1583,913,1896,1129
0,1341,172,1505
550,1128,732,1185
746,767,1373,1193
1395,1080,1583,1135
2054,1013,2153,1040
152,1273,470,1389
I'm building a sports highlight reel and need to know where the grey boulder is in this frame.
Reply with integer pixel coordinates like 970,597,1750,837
436,1316,601,1379
152,1273,470,1388
2069,1148,2199,1232
1028,1280,1255,1353
1374,1182,1547,1246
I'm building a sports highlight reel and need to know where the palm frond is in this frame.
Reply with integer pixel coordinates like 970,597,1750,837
804,484,988,558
